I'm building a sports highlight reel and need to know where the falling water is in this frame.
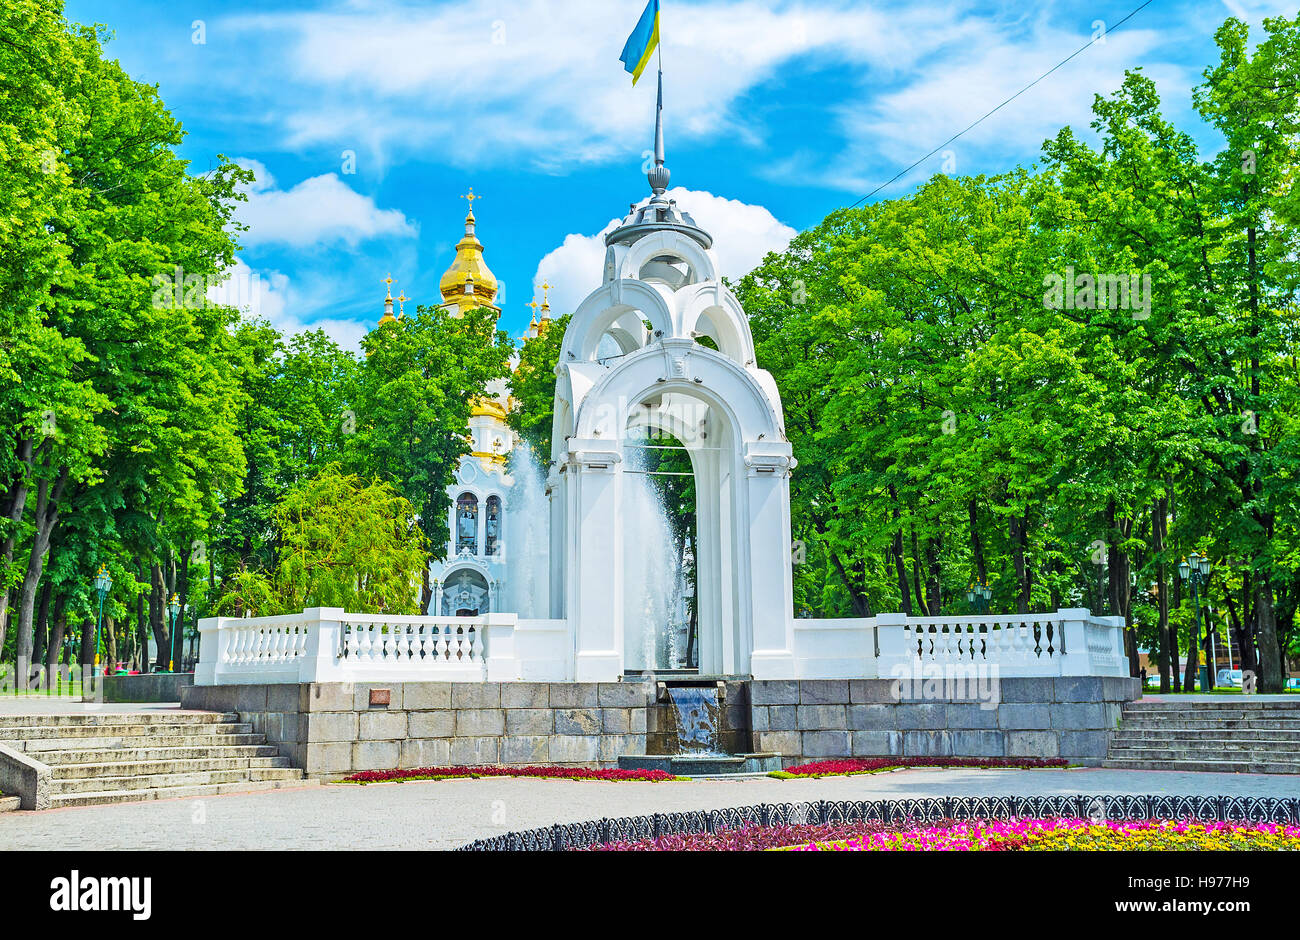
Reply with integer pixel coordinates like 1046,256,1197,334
665,685,723,755
503,446,550,618
622,443,689,671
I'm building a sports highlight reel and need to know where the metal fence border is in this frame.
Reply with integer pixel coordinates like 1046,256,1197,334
456,794,1300,851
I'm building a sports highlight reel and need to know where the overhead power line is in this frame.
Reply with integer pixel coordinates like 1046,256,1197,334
847,0,1160,209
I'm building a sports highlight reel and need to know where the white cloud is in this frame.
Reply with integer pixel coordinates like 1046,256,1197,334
234,158,416,248
220,1,980,172
208,257,370,352
532,187,796,314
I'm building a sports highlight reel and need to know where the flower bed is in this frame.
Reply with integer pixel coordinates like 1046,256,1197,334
580,819,919,851
340,765,681,784
773,756,1070,778
791,818,1300,851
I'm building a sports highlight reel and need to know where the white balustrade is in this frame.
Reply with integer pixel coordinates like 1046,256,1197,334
196,608,525,685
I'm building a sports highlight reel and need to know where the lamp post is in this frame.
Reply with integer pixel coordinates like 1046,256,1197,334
93,565,112,676
1177,552,1213,690
167,593,181,673
966,579,991,615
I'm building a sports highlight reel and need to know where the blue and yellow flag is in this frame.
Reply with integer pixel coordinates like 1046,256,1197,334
620,0,660,85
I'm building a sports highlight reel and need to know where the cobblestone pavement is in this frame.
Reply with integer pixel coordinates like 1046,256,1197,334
2,766,1297,851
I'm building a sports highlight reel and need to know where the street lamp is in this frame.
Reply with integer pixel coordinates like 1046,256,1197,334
966,578,991,615
167,593,181,673
1177,552,1213,690
93,565,112,675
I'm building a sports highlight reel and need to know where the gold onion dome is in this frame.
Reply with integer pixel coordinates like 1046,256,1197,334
439,188,498,313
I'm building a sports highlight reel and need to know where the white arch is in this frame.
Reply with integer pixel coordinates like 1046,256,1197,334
561,279,675,363
616,231,718,285
676,283,757,366
573,341,785,444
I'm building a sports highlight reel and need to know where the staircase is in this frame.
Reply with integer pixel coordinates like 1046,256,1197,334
0,711,313,808
1104,700,1300,774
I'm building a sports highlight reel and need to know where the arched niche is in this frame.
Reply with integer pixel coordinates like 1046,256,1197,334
616,232,717,286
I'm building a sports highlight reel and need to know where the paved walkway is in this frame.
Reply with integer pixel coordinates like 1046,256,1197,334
1,766,1296,851
0,699,195,717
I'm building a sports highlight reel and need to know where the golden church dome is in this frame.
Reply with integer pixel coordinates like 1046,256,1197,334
439,189,499,314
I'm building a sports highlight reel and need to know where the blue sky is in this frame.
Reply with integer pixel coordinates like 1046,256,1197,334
62,0,1296,348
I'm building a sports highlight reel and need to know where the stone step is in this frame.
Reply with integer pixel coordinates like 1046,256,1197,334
1112,722,1300,733
0,711,238,728
19,731,264,753
1126,700,1300,710
1122,708,1300,720
49,777,319,809
52,766,304,794
51,756,292,779
37,745,281,765
1102,757,1300,774
0,723,256,742
1109,745,1300,761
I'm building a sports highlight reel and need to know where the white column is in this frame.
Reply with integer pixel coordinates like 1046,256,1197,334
476,492,486,557
568,442,623,681
194,617,221,686
743,445,797,679
298,607,344,683
484,613,520,681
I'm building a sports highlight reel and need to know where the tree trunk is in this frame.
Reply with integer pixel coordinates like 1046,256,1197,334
15,465,68,683
1257,573,1283,692
0,437,34,650
888,486,911,615
926,534,942,616
1153,500,1171,693
1009,514,1030,614
150,562,167,671
968,499,986,586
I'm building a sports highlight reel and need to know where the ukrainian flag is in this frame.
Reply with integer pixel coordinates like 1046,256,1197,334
620,0,660,85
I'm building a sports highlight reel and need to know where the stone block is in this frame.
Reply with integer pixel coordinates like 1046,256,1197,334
302,682,357,712
505,709,553,735
236,685,269,713
598,734,638,761
501,735,550,764
352,740,400,772
456,709,505,737
945,705,999,729
500,682,549,709
630,709,647,733
1055,676,1104,703
305,712,358,743
950,730,1005,757
452,683,501,709
751,706,770,732
1050,703,1107,730
408,710,456,739
768,704,798,731
757,731,800,755
1059,730,1110,760
751,680,800,706
796,704,847,730
266,684,300,714
799,680,849,705
1006,730,1060,758
903,731,952,757
449,736,499,765
895,704,946,730
601,708,631,733
548,683,599,708
549,735,599,763
400,738,450,767
359,710,407,741
597,683,644,707
352,683,404,711
850,679,902,704
1102,676,1141,702
998,677,1055,703
403,683,452,711
997,704,1051,730
801,731,850,758
847,704,896,731
851,731,902,756
304,742,353,775
555,708,601,735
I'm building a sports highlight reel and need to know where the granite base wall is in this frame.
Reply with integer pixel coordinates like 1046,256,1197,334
751,676,1142,766
182,682,654,777
181,675,1141,776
